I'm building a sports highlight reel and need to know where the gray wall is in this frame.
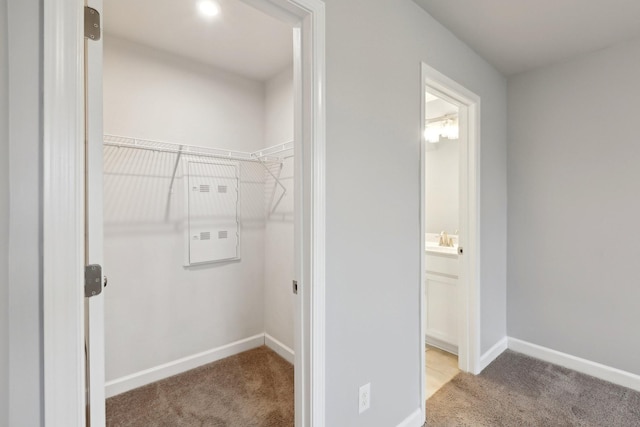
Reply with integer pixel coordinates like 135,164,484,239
7,0,43,425
326,0,507,424
3,0,508,424
0,0,10,423
508,36,640,376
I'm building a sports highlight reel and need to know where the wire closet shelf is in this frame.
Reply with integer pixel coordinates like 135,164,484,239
103,134,293,163
103,134,293,217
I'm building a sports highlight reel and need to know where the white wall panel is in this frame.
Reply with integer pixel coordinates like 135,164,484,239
187,162,239,264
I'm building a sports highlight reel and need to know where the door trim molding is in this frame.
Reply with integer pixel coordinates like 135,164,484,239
42,1,86,425
42,0,326,426
420,62,481,421
42,1,85,426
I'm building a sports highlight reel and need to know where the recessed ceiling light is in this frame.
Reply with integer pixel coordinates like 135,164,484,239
198,0,221,18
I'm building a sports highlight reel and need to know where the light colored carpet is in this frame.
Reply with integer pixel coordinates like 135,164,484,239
106,346,293,427
426,350,640,426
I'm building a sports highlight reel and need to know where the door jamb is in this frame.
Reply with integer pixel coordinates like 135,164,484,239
419,62,481,421
42,1,326,426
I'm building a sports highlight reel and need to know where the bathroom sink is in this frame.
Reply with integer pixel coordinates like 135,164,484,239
425,242,458,255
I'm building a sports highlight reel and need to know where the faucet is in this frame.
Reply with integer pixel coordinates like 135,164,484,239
439,231,454,247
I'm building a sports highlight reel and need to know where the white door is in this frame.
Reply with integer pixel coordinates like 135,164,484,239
84,0,106,425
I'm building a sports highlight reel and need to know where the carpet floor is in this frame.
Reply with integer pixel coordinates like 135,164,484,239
426,350,640,426
106,346,293,427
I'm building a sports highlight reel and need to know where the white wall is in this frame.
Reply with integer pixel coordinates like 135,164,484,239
426,98,457,119
425,140,459,234
264,66,294,148
326,0,507,424
104,36,265,151
0,0,10,423
103,36,267,381
425,98,459,234
6,0,43,425
263,66,294,350
508,36,640,376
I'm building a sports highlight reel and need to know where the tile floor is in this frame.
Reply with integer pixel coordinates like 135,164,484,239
426,345,459,399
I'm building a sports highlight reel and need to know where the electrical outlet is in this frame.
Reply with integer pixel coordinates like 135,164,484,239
359,383,371,414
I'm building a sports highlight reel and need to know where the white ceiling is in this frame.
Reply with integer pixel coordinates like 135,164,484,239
104,0,293,81
426,97,458,120
414,0,640,76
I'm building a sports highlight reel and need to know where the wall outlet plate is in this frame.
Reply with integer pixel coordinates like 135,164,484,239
359,382,371,414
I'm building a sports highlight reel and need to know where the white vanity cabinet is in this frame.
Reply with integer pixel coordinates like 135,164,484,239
425,250,459,354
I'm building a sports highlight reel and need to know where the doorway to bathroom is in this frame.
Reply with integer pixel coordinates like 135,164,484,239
419,63,480,413
423,91,461,399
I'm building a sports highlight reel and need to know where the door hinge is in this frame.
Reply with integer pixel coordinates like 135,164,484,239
292,280,298,295
85,264,103,297
84,7,101,41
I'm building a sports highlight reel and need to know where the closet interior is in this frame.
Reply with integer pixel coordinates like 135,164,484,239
101,0,296,424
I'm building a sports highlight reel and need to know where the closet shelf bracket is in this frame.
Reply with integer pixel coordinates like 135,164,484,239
254,154,287,214
164,145,183,222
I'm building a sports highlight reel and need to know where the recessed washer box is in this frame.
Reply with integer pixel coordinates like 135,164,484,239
184,160,240,266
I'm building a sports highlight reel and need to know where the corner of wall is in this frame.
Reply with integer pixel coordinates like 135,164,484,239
479,336,508,373
506,37,640,377
0,0,10,421
262,63,295,351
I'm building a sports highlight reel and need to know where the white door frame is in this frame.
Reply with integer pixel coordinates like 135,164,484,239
419,62,481,420
42,0,326,425
84,1,106,425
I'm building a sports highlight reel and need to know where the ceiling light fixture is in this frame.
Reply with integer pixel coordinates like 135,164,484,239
424,114,459,143
197,0,221,18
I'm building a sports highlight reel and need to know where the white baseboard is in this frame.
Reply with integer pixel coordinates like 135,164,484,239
479,336,508,372
105,334,265,398
265,333,295,364
425,335,458,355
396,408,423,427
508,337,640,393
